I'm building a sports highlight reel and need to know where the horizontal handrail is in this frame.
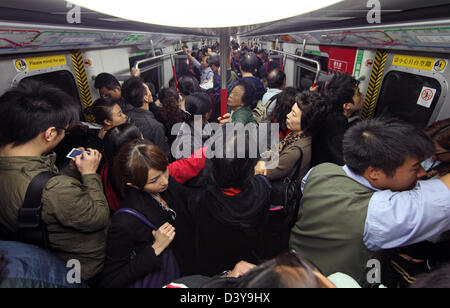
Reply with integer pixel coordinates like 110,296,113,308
269,49,321,86
134,50,184,69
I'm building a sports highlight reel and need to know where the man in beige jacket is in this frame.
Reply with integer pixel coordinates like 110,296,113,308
0,80,110,283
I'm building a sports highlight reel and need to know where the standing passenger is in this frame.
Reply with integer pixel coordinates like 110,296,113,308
311,72,364,166
94,72,134,114
187,130,271,276
290,118,450,281
101,140,195,288
122,77,170,155
0,81,109,283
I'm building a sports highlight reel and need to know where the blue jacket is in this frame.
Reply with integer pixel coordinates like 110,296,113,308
0,241,87,288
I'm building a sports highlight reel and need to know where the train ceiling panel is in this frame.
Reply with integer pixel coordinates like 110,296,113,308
259,23,450,53
0,24,206,55
0,0,450,54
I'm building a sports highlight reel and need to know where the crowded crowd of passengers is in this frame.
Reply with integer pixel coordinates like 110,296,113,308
0,46,449,288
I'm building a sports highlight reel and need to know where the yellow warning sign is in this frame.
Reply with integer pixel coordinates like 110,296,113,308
392,55,435,71
434,59,447,72
14,55,67,72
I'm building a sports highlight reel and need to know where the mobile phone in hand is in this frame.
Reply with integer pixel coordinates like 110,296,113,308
66,148,90,159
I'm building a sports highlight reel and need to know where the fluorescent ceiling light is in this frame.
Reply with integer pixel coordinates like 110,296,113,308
66,0,344,28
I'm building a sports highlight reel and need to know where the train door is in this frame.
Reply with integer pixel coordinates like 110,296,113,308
364,50,450,128
0,51,95,167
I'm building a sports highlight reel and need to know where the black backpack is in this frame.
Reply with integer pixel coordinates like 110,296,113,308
17,171,57,249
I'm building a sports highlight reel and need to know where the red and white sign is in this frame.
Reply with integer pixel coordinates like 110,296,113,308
417,87,437,108
328,59,348,73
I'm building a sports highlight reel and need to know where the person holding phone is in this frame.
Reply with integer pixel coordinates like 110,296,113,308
0,80,110,285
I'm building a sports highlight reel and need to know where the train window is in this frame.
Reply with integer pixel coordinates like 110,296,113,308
174,55,192,78
265,55,282,74
294,52,328,92
19,70,80,104
374,71,442,128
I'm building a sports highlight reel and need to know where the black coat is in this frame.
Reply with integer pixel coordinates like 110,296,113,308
311,112,349,167
100,177,195,288
127,108,170,155
187,175,271,276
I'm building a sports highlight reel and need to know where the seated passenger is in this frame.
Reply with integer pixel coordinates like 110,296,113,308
290,118,450,282
186,129,271,276
311,72,364,166
101,139,195,288
0,81,109,283
422,118,450,179
94,72,134,114
0,241,87,288
122,77,170,155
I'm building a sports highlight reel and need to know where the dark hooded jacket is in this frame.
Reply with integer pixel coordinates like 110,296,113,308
187,175,271,276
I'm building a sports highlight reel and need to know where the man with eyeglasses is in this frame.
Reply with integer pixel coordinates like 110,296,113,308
0,81,110,285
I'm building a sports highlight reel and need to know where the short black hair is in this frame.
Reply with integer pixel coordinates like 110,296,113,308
343,118,435,176
103,123,142,166
325,72,360,113
0,80,79,147
212,128,259,189
88,97,117,126
94,73,120,90
122,77,146,108
177,75,199,96
267,68,286,89
184,92,212,122
295,91,329,137
240,52,259,74
233,78,257,108
207,53,220,68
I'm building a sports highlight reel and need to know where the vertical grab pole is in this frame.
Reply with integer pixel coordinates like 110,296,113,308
282,54,288,72
150,39,156,57
301,39,307,57
170,54,178,89
220,29,230,117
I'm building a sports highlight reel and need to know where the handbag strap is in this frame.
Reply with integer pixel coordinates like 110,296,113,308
19,171,57,229
114,208,157,230
287,146,303,181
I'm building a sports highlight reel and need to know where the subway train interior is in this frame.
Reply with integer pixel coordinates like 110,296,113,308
0,0,449,289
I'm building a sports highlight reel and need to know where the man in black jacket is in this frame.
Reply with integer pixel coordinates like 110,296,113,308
311,72,364,166
122,77,170,155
